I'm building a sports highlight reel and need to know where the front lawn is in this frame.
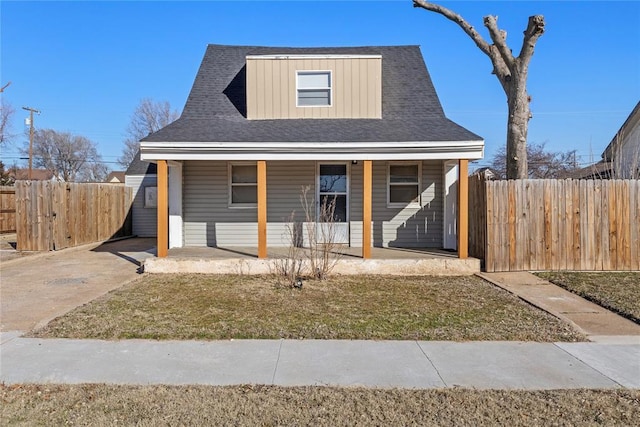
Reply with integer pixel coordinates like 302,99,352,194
32,274,583,341
536,272,640,323
2,384,638,426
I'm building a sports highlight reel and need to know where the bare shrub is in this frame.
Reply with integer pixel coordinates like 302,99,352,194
271,212,304,288
300,185,342,280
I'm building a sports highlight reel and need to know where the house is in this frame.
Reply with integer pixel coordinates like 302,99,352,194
570,101,640,179
105,171,126,183
139,44,484,259
125,154,157,237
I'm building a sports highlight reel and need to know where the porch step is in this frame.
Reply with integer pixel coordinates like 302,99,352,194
144,256,480,276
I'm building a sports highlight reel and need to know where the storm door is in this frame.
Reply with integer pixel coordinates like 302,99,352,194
317,163,349,244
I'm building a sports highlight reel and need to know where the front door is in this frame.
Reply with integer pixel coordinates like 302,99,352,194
317,163,349,244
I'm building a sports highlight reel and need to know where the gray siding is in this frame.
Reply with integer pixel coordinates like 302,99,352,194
183,160,315,247
350,160,443,248
182,160,443,248
125,174,157,237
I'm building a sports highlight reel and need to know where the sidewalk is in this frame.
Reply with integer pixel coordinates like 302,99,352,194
1,334,638,389
478,272,640,343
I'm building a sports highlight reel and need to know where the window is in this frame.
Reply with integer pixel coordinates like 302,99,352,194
229,163,257,207
297,71,331,107
388,163,421,206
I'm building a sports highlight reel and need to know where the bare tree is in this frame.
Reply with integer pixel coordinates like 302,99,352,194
489,141,578,179
118,98,179,167
413,1,545,179
0,82,15,145
24,129,108,182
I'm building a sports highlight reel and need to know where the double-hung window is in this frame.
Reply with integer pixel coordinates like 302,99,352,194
388,163,421,207
229,163,257,207
297,71,331,107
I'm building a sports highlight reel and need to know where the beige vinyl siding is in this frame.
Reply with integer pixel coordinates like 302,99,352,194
125,174,157,237
182,160,443,248
246,57,382,120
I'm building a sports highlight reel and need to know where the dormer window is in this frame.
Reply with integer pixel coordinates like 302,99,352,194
297,71,331,107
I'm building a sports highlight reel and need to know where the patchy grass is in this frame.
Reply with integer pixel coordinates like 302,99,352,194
32,274,583,341
536,272,640,323
2,384,638,426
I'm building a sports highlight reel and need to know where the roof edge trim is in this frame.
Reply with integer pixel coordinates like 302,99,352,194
246,54,382,60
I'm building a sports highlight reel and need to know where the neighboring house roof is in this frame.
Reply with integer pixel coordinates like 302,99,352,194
566,160,613,180
141,44,483,160
9,168,55,181
602,100,640,162
125,150,157,175
106,171,126,183
572,101,640,179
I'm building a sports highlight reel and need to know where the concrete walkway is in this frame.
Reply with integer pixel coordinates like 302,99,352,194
1,333,638,389
478,272,640,343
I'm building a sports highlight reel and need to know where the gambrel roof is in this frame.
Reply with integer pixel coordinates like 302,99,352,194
141,44,483,160
145,44,482,142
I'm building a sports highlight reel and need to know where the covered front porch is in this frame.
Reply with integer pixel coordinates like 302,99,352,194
144,245,481,275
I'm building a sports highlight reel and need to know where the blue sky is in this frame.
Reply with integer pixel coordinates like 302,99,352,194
1,0,639,171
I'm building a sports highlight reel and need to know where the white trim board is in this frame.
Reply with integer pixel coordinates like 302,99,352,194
140,140,485,161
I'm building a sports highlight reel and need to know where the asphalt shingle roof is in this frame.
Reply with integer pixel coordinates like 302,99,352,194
143,44,482,143
125,150,157,175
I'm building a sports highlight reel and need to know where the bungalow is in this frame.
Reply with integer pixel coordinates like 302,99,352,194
140,44,484,260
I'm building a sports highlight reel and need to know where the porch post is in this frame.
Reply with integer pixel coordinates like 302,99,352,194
457,159,469,259
157,160,168,258
257,160,267,259
362,160,372,259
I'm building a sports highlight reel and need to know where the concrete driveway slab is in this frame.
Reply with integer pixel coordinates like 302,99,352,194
0,238,156,332
417,341,618,390
0,338,281,385
274,340,445,388
556,343,640,388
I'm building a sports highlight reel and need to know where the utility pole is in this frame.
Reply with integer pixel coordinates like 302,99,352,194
22,106,40,180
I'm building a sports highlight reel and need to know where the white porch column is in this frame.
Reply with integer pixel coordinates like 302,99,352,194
443,161,458,250
168,161,183,248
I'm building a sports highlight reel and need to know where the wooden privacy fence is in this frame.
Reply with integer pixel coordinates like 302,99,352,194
0,186,16,234
469,177,640,272
15,181,133,251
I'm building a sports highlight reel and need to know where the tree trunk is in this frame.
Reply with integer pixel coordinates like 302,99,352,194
506,72,530,179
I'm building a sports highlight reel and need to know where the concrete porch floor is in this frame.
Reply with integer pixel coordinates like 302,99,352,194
144,246,480,276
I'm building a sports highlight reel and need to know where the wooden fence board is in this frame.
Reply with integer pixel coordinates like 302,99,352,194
470,179,639,272
15,181,133,251
0,186,16,233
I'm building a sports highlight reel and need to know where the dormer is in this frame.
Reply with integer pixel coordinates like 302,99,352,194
246,54,382,120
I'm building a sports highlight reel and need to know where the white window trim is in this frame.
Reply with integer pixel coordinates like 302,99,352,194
316,161,350,223
296,70,332,108
387,161,422,208
228,162,258,209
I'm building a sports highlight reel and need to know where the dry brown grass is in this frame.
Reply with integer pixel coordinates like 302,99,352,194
537,272,640,323
2,384,639,426
32,274,583,341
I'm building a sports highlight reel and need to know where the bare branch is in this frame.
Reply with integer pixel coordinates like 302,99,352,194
413,1,492,57
518,15,545,65
0,81,11,93
482,15,515,69
413,1,512,92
